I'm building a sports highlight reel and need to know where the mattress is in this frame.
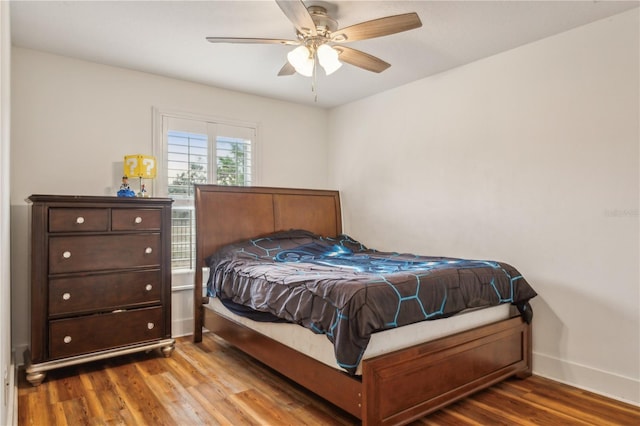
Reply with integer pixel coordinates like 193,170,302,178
205,297,513,375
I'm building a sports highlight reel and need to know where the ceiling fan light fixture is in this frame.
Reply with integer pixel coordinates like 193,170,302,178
317,44,342,75
287,45,314,77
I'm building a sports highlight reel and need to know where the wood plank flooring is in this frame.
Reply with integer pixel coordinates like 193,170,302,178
18,333,640,425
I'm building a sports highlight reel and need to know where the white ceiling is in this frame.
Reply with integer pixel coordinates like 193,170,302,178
10,0,639,108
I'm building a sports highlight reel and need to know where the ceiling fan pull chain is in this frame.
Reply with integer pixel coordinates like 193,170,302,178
312,52,318,102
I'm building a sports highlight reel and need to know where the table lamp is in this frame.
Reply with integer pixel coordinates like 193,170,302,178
122,154,156,197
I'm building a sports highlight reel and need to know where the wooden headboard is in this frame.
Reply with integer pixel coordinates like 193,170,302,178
193,185,342,340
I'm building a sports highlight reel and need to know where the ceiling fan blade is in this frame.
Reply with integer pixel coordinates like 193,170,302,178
334,46,391,73
276,0,317,36
331,13,422,42
206,37,299,45
278,62,296,76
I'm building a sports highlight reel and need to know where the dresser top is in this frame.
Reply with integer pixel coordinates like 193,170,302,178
28,194,174,205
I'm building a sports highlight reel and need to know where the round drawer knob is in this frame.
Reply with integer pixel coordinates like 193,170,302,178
76,217,85,224
134,216,143,224
63,336,72,344
62,292,71,301
145,284,153,291
62,251,71,259
145,247,153,254
147,322,155,330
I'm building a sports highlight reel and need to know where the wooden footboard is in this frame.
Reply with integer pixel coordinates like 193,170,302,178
361,316,531,425
203,307,532,426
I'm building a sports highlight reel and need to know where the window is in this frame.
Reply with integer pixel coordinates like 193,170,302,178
153,109,257,286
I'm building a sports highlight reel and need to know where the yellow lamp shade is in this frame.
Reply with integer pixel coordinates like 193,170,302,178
124,155,157,179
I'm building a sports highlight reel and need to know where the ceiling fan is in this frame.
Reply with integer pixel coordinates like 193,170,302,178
206,0,422,79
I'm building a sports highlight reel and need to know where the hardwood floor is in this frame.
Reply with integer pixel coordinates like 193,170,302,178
18,333,640,425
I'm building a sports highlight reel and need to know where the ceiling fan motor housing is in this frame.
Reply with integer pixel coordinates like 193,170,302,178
306,6,338,37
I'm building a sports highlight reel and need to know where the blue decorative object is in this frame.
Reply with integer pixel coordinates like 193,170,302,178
117,176,136,197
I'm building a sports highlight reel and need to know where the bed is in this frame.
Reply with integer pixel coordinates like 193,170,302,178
193,185,535,425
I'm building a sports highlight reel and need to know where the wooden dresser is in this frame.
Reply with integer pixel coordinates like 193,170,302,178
26,195,175,386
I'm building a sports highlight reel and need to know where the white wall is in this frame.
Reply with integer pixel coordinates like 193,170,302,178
328,9,639,404
11,47,329,351
1,2,15,424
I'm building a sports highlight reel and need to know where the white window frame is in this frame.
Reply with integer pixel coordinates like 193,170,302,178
152,107,260,289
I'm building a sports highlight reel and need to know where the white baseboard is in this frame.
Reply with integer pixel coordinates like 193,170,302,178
533,351,640,406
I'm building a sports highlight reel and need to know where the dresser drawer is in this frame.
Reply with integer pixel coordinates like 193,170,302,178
49,307,164,359
49,234,161,274
49,208,109,233
112,208,161,231
49,270,162,316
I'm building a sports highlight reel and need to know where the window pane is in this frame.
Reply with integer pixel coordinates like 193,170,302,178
167,131,208,199
216,136,252,186
171,206,194,270
167,130,207,270
165,124,254,272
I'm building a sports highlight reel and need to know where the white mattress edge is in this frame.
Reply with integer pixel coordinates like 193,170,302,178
205,298,513,375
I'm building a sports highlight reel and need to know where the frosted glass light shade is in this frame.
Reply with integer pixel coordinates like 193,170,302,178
317,44,342,75
287,45,314,77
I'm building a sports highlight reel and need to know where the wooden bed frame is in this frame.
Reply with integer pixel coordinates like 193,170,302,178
193,185,532,426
